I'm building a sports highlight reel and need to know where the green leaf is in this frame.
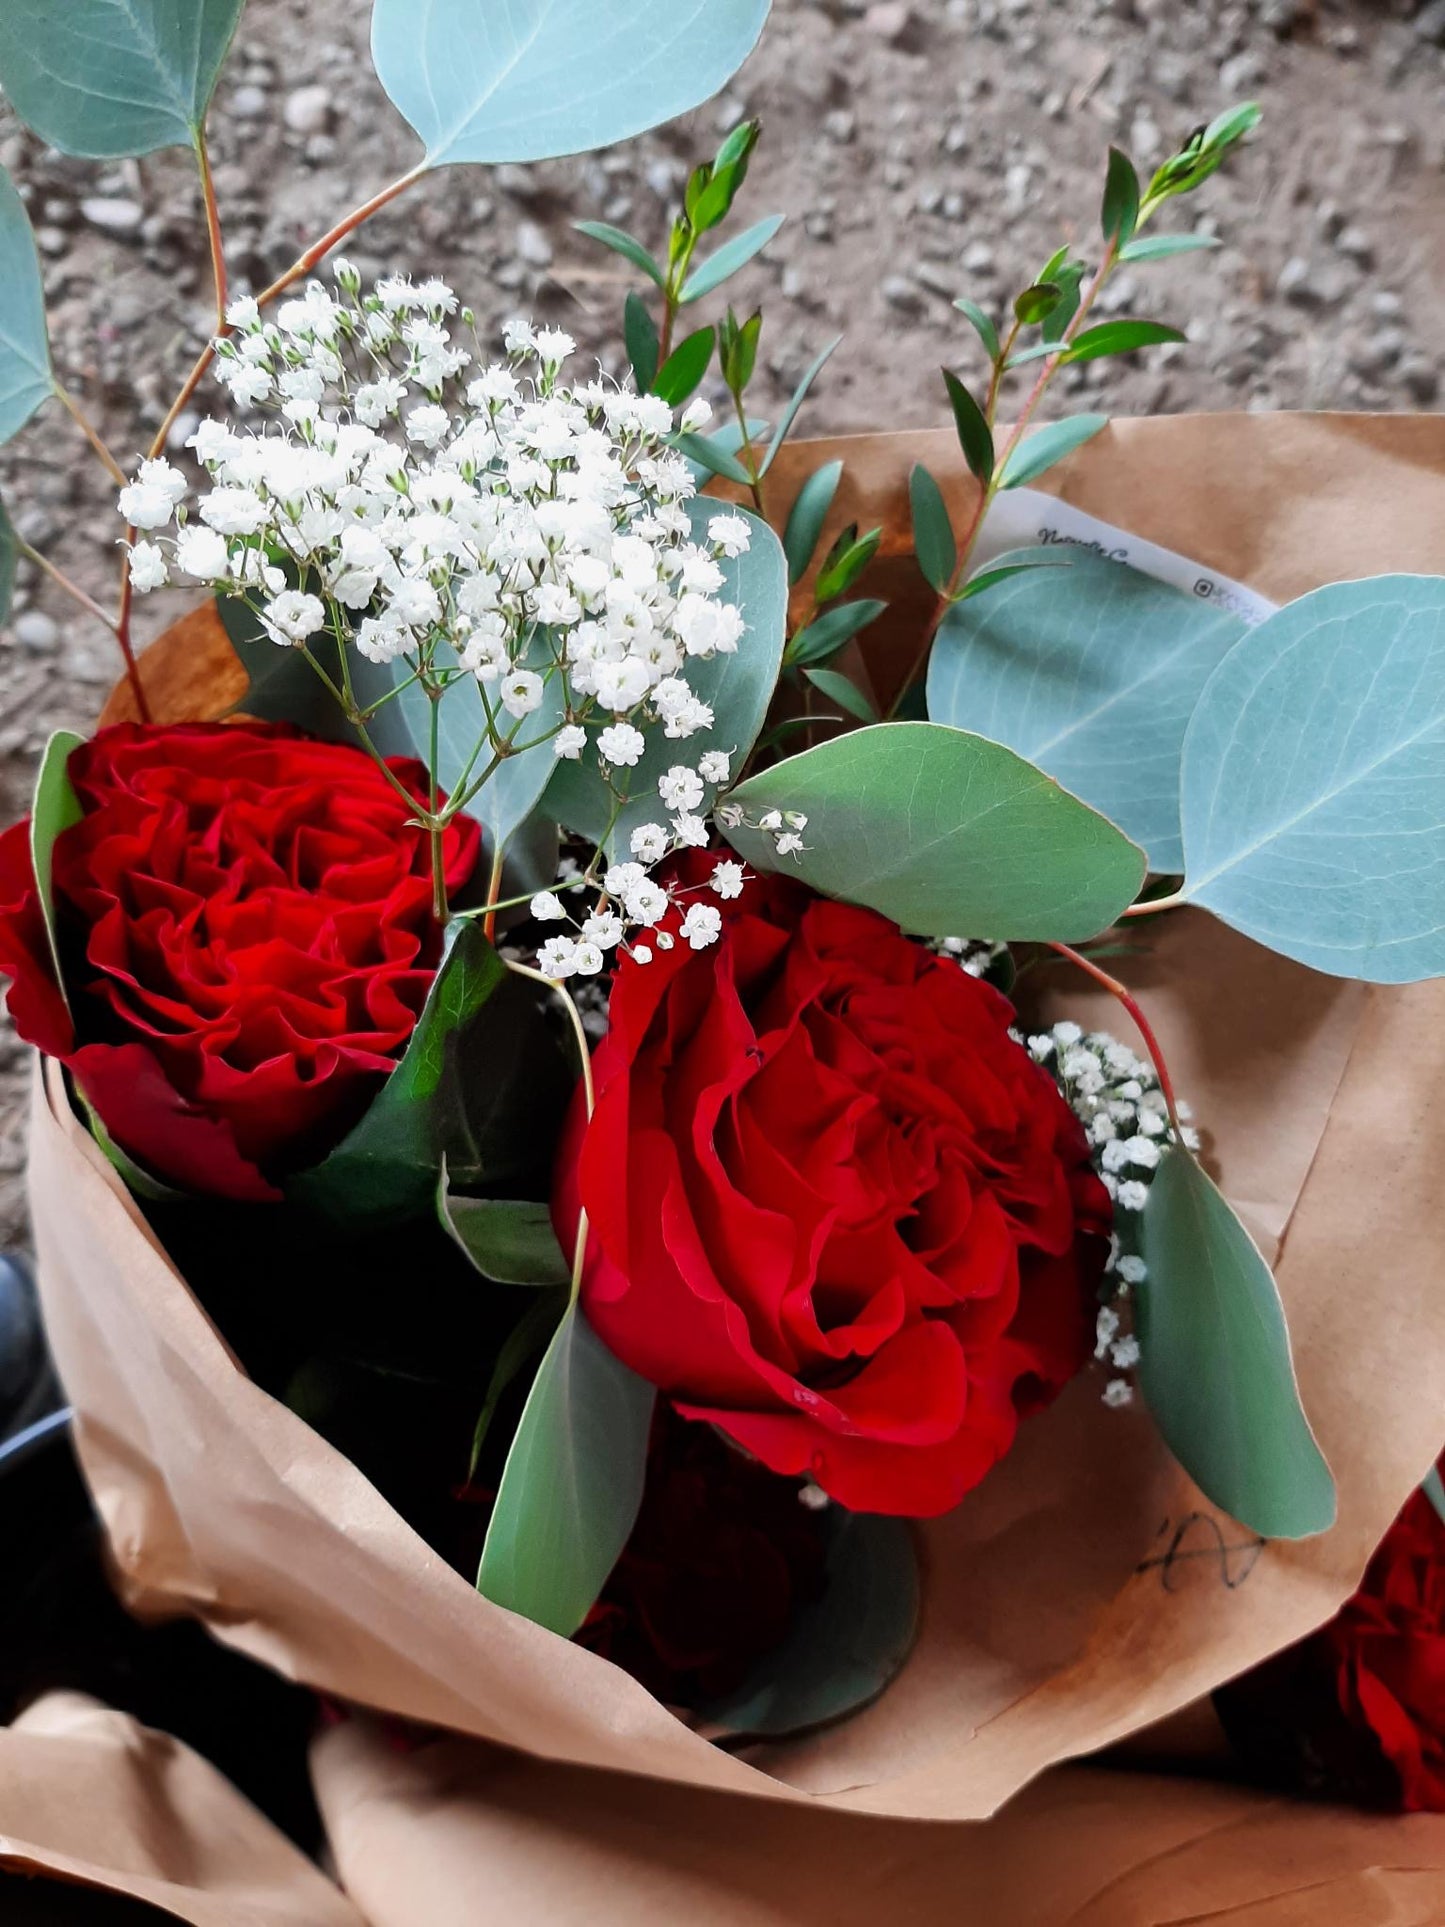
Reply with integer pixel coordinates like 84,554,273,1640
217,592,414,753
680,212,785,302
954,558,1068,602
669,430,753,487
1422,1465,1445,1530
29,731,84,1000
288,922,508,1225
0,169,53,445
761,334,842,474
786,598,888,669
782,458,844,587
698,1511,919,1738
477,1300,655,1637
1118,231,1221,264
909,463,956,595
718,308,762,394
954,296,1001,363
442,1192,571,1288
929,547,1245,870
75,1087,183,1203
804,666,879,723
942,368,994,484
1138,1146,1336,1540
1101,145,1141,247
0,492,16,626
1063,320,1186,365
997,414,1108,489
573,221,666,289
468,1292,566,1475
652,325,714,405
676,414,769,489
1177,575,1445,982
546,501,787,854
624,290,660,393
722,721,1147,940
813,528,882,606
372,0,770,170
1042,262,1087,344
0,0,245,157
1013,282,1061,327
1203,100,1263,152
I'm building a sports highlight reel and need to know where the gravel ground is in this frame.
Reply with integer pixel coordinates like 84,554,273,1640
0,0,1442,1240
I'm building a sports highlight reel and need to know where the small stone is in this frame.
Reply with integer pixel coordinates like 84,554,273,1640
864,2,918,44
496,163,540,201
515,220,553,269
81,196,143,235
962,240,995,274
1370,290,1404,319
1333,226,1375,267
881,274,924,314
1414,0,1445,44
1399,355,1441,404
1349,327,1404,376
823,108,857,144
12,611,58,651
231,84,269,120
1220,50,1267,93
1276,256,1320,307
283,84,332,135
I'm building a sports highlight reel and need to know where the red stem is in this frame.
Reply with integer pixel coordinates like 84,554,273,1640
1048,940,1183,1134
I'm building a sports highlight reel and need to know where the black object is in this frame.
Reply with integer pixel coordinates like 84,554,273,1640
0,1254,61,1445
0,1875,177,1923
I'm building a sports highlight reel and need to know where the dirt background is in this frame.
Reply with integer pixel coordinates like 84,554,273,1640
0,0,1442,1240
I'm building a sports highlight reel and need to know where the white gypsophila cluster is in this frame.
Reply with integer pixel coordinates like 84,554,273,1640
526,853,749,978
114,263,806,966
935,935,1011,979
1027,1021,1200,1411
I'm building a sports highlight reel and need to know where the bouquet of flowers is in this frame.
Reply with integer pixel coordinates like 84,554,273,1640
3,0,1444,1824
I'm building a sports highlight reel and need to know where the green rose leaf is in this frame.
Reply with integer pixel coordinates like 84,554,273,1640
477,1300,655,1637
29,730,85,999
722,721,1146,940
373,0,770,170
1178,575,1445,982
699,1510,919,1738
442,1189,571,1289
782,458,844,587
928,547,1246,870
0,0,246,157
0,169,54,446
997,414,1109,489
1138,1146,1336,1540
545,500,787,853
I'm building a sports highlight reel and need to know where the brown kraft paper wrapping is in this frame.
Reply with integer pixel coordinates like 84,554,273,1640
29,411,1445,1820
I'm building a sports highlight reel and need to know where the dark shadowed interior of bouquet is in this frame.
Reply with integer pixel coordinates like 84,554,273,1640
3,39,1443,1805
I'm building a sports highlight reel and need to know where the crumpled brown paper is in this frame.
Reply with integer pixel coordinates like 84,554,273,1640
0,1692,362,1925
29,412,1445,1821
311,1714,1445,1927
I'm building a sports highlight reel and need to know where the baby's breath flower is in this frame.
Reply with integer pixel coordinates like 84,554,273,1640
263,589,327,646
658,765,704,812
630,823,669,864
598,723,645,768
553,724,587,760
531,892,567,921
698,748,732,785
681,903,723,950
709,859,745,900
127,541,169,592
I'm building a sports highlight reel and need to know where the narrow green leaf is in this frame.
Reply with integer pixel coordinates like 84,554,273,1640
0,492,16,625
652,324,714,405
477,1301,655,1636
699,1511,919,1738
443,1191,571,1288
954,558,1069,602
782,458,844,587
813,528,882,606
722,721,1147,940
786,597,888,668
998,414,1109,489
0,0,246,156
1003,342,1061,370
675,414,769,490
942,368,994,484
373,0,770,170
75,1087,183,1203
804,666,880,723
1063,320,1186,365
1139,1146,1336,1539
624,290,660,393
573,220,667,290
681,213,785,303
719,308,762,394
909,463,956,595
0,168,53,445
1101,145,1141,247
1013,283,1061,327
1118,232,1221,264
1423,1465,1445,1530
1042,262,1087,344
29,730,84,999
468,1292,566,1475
955,296,1001,363
670,431,753,487
761,334,842,475
1203,101,1263,152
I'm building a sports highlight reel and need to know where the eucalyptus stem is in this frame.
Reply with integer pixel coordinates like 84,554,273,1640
53,382,126,488
193,124,229,338
1048,941,1183,1135
18,539,120,634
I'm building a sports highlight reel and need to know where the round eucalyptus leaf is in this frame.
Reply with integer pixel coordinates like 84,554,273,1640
0,169,53,446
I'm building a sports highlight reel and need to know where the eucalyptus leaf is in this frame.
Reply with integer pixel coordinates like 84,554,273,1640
997,414,1108,489
443,1191,571,1288
652,325,715,405
699,1511,919,1738
29,731,84,998
929,547,1245,869
477,1300,655,1637
782,458,844,587
0,492,16,626
545,502,787,852
468,1291,566,1473
909,463,956,595
1063,320,1186,365
761,334,842,474
1138,1146,1336,1540
786,597,887,668
573,220,667,289
0,0,245,157
804,666,879,723
288,921,508,1225
1178,574,1445,982
722,721,1146,940
372,0,770,170
680,212,785,303
624,290,660,393
217,592,413,753
0,169,53,446
954,558,1068,602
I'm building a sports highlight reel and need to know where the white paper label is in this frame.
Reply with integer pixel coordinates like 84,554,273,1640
972,487,1278,625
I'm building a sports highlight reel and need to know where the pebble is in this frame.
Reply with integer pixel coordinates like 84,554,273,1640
881,274,925,313
962,240,995,274
11,611,58,651
80,197,143,235
1333,227,1375,268
496,164,541,201
864,2,917,44
824,108,857,144
515,221,553,268
284,85,333,134
231,84,269,120
1413,0,1445,44
1399,356,1441,403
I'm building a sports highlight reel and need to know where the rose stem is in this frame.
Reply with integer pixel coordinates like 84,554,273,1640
1047,940,1184,1136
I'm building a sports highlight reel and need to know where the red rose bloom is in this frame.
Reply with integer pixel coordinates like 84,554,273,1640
0,721,478,1200
558,860,1110,1518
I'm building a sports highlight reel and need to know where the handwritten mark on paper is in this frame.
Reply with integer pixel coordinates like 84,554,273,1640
1136,1512,1267,1593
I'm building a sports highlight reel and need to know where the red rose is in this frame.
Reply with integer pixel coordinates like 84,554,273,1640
557,859,1110,1519
0,721,479,1200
